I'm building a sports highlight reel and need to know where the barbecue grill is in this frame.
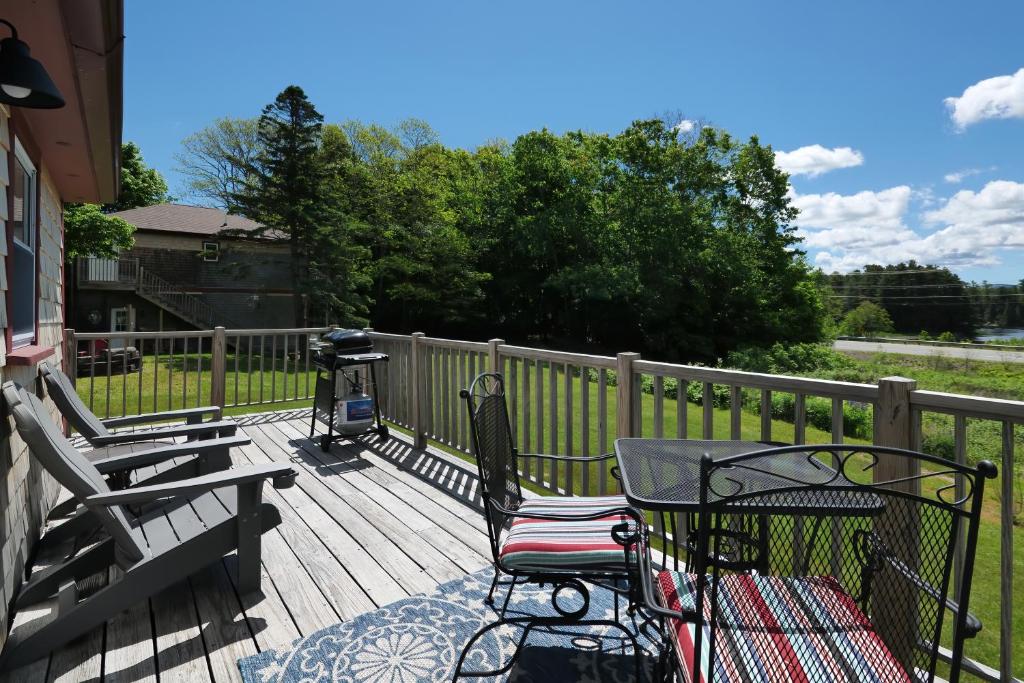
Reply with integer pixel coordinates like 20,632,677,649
309,329,390,451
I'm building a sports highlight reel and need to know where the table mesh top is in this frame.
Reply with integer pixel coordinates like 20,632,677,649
614,439,879,513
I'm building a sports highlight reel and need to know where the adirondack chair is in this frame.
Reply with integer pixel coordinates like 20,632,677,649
0,382,296,671
40,361,238,491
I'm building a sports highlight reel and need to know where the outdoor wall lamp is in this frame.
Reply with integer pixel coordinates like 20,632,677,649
0,19,64,108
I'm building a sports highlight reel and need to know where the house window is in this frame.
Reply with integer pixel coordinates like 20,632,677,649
202,241,219,262
11,138,37,348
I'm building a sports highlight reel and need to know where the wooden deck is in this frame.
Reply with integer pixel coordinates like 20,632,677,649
2,409,492,683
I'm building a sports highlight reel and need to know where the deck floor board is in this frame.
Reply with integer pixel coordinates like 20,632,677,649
3,410,488,682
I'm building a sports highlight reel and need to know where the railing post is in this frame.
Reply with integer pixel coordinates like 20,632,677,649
410,332,426,449
62,329,77,387
616,352,640,439
210,326,227,408
873,375,919,669
487,338,503,374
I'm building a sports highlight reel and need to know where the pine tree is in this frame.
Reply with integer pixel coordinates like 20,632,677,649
230,86,368,328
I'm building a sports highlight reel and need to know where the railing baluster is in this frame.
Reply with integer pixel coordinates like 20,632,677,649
581,366,590,496
152,338,159,413
794,393,806,444
89,339,96,411
953,415,967,597
441,347,450,445
654,375,664,439
702,382,714,438
564,362,573,494
509,357,518,448
760,389,772,441
458,349,467,449
830,397,843,578
522,359,532,481
259,335,265,404
677,378,688,439
270,334,277,403
598,368,608,494
182,336,189,410
535,360,544,481
104,336,113,418
282,334,289,402
549,362,559,488
730,386,742,439
999,421,1014,680
196,336,203,408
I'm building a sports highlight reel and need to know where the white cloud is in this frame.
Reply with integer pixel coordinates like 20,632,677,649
795,180,1024,272
775,145,864,178
945,67,1024,130
943,166,996,184
674,119,696,134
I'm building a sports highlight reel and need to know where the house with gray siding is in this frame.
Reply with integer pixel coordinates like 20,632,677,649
72,203,299,334
0,0,123,650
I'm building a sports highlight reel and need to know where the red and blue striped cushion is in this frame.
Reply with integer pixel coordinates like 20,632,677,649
657,571,910,683
498,495,636,572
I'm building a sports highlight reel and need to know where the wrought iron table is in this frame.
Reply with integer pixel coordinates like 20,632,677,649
613,439,884,569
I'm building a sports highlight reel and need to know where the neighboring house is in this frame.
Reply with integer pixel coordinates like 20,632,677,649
0,0,123,646
72,203,298,333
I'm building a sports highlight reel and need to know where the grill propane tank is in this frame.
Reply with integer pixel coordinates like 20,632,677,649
334,389,375,435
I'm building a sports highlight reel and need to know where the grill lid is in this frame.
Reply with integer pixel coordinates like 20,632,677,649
321,329,373,354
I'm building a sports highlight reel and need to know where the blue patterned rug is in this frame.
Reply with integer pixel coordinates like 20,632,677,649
238,568,657,682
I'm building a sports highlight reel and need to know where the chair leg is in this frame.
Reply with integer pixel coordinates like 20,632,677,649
498,572,518,619
235,481,263,593
485,567,501,605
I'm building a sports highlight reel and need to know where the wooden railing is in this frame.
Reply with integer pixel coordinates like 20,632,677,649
77,255,139,286
63,326,1022,681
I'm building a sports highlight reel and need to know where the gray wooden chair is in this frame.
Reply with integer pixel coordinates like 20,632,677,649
40,361,238,490
0,382,296,671
40,360,235,446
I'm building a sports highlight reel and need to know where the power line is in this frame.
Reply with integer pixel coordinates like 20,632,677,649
829,283,1012,290
829,294,1024,300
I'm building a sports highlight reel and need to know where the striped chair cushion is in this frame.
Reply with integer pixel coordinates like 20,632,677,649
657,571,909,683
498,495,636,572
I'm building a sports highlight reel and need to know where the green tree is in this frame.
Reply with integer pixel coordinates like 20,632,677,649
105,141,169,211
840,300,894,337
64,141,167,261
175,117,261,208
63,204,134,260
230,86,369,327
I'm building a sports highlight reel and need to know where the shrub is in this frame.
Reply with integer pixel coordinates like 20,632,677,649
918,330,931,341
840,301,894,337
937,331,956,342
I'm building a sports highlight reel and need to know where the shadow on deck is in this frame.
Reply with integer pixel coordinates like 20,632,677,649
2,409,492,683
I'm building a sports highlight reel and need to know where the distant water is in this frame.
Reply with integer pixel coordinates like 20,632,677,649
976,328,1024,341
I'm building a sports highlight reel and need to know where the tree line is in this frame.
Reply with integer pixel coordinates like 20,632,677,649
828,262,1024,338
175,85,825,362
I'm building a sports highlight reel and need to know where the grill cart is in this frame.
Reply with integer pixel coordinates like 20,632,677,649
309,329,390,451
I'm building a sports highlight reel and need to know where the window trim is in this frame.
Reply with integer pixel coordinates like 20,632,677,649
202,240,220,262
11,137,37,349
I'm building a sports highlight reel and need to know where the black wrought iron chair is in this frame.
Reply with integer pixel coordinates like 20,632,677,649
634,444,995,683
452,372,646,680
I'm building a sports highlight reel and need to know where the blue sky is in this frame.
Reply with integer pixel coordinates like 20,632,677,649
125,0,1024,283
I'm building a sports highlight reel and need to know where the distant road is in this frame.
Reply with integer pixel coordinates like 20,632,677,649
834,339,1024,363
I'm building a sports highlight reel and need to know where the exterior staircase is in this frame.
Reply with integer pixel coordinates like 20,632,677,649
78,256,239,329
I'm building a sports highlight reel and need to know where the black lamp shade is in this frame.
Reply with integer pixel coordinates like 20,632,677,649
0,36,64,108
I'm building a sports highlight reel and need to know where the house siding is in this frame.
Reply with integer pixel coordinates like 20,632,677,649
74,231,299,331
0,107,65,648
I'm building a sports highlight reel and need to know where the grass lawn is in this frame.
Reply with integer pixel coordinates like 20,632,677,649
76,351,1021,678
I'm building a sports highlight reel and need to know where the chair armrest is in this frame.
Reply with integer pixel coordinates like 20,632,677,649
83,463,297,507
100,405,223,427
89,420,237,445
517,451,616,463
91,435,251,475
880,550,983,638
